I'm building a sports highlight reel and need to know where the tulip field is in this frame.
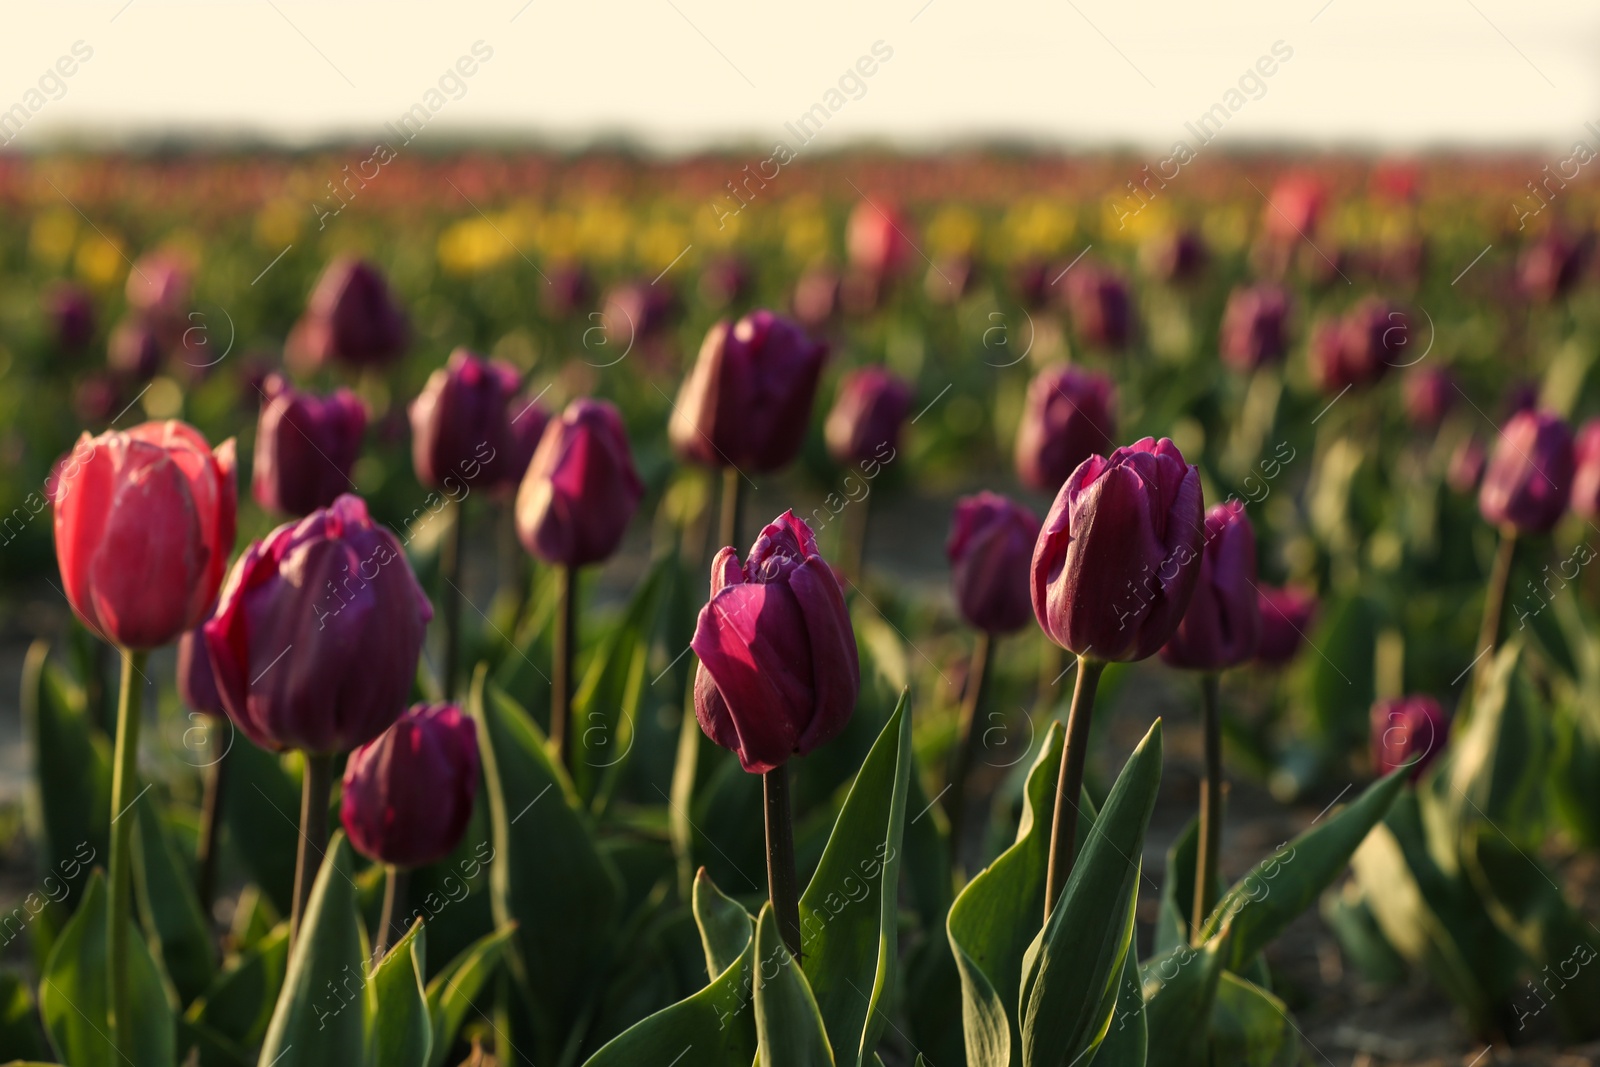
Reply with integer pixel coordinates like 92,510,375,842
2,149,1600,1067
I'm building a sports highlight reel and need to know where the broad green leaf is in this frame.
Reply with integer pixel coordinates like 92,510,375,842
425,924,515,1067
1447,641,1544,836
754,904,835,1067
134,801,215,1005
1141,937,1227,1067
220,737,300,917
797,690,912,1067
183,922,289,1049
471,667,621,1062
258,833,366,1067
1020,720,1162,1067
693,868,752,980
1209,972,1297,1067
367,920,431,1067
0,969,50,1062
1090,927,1147,1067
1199,768,1406,971
581,869,757,1067
38,871,176,1067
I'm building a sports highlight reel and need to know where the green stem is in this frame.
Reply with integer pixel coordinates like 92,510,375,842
840,491,870,583
107,649,146,1062
551,565,577,769
1476,529,1517,668
194,720,229,919
289,753,334,950
1192,672,1222,942
763,764,803,961
945,631,993,870
1044,656,1105,923
375,865,409,960
718,466,743,552
442,502,467,700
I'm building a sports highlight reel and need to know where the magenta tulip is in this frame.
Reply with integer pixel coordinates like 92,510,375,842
46,283,95,352
847,200,916,283
1448,436,1487,494
1060,263,1133,351
107,317,163,381
1570,419,1600,520
1517,231,1586,303
1219,284,1292,371
825,367,914,467
498,390,552,495
341,703,480,869
516,399,643,568
1402,366,1455,431
1015,366,1116,494
1477,409,1574,534
409,348,521,491
177,626,225,716
287,258,408,370
948,492,1040,635
253,374,367,517
1372,695,1449,780
1161,501,1261,671
1254,585,1318,668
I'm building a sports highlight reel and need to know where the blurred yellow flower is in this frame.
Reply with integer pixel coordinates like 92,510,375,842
437,217,514,276
75,232,127,288
29,210,78,269
996,200,1075,260
781,198,831,263
926,205,981,257
637,218,690,269
255,200,303,248
574,199,631,263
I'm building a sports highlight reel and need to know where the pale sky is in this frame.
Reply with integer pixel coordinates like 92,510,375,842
3,1,1597,152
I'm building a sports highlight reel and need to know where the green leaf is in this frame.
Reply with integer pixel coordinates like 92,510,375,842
581,870,757,1067
693,868,752,980
183,922,289,1050
1199,768,1406,971
754,904,835,1067
258,833,366,1067
134,801,215,1005
0,969,50,1062
38,871,176,1067
1447,641,1544,835
220,737,301,918
367,920,432,1067
424,924,515,1067
471,667,621,1060
1140,937,1227,1067
1091,935,1147,1067
1208,972,1297,1067
1020,720,1162,1067
797,689,911,1067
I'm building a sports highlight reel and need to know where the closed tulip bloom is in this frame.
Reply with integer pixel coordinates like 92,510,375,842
1447,436,1487,494
253,375,367,517
516,399,643,568
1061,264,1133,351
601,280,678,346
825,367,914,467
54,420,237,650
340,703,480,868
1517,232,1586,303
288,258,408,369
1014,366,1116,493
204,494,431,754
1219,284,1292,371
700,255,754,310
670,310,827,473
1402,366,1455,430
177,626,225,716
948,492,1040,635
691,511,859,774
1478,409,1574,534
1033,438,1204,662
1371,695,1449,780
497,391,552,495
1143,229,1207,283
541,262,593,320
1569,420,1600,520
847,200,916,282
47,283,96,352
1309,301,1402,392
1161,501,1261,671
1262,174,1325,241
125,250,192,322
409,349,521,491
1254,584,1318,667
107,317,163,381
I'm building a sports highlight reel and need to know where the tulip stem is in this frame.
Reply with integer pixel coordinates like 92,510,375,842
551,564,576,769
1476,529,1517,669
107,649,146,1063
1044,656,1105,924
442,502,467,700
194,721,230,919
1192,672,1223,942
289,752,334,950
763,764,804,962
375,865,409,960
945,631,993,870
718,467,743,551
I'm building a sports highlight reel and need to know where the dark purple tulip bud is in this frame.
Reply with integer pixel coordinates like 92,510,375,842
601,280,678,347
1061,263,1134,351
1143,229,1207,283
253,374,367,518
1371,695,1449,780
824,367,913,467
691,511,859,773
288,258,409,370
107,317,163,381
1310,299,1403,393
1517,231,1587,303
1032,437,1205,662
670,309,827,473
925,256,974,305
497,390,552,495
177,625,225,716
1161,501,1261,671
340,703,480,868
792,265,842,328
1402,366,1455,430
541,262,593,320
46,283,95,352
409,348,521,491
204,494,433,754
1012,259,1053,309
516,399,643,568
700,256,754,310
1219,284,1292,371
1477,409,1574,534
1014,365,1116,494
73,373,121,424
1447,436,1487,495
1503,380,1539,418
847,200,916,283
1570,419,1600,521
1254,584,1317,667
947,492,1040,635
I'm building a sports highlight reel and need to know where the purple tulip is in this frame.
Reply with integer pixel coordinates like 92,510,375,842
601,280,678,347
1371,695,1449,780
204,494,433,755
1517,231,1587,303
947,492,1040,635
691,511,859,774
1014,365,1116,494
287,258,408,370
1032,437,1205,662
1478,409,1574,534
252,374,367,518
670,309,827,473
177,625,225,716
700,256,754,310
824,367,914,467
409,348,522,491
107,317,163,381
516,399,643,568
1143,229,1207,283
1012,260,1053,309
1161,500,1261,671
340,703,480,869
498,390,552,495
1060,263,1134,351
1219,284,1292,371
46,283,96,352
1402,366,1455,430
1570,419,1600,520
1447,436,1487,494
1254,585,1318,668
541,262,593,320
1312,299,1406,392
